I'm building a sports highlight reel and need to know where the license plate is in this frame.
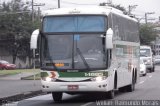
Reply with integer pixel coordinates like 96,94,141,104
68,85,79,90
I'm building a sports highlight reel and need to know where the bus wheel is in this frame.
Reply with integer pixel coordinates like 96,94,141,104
126,75,135,92
149,68,152,73
152,66,155,72
52,92,63,102
106,90,114,99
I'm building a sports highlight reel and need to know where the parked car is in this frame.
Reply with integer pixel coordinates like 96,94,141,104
140,58,147,76
153,55,160,65
0,60,16,70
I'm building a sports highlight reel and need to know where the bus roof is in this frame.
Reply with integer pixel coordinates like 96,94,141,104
42,6,137,22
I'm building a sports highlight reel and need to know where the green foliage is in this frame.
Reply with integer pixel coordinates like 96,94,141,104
140,24,158,45
0,69,40,76
99,2,128,14
0,0,41,63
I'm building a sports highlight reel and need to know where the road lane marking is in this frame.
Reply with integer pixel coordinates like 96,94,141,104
138,74,153,85
81,102,94,106
139,81,145,84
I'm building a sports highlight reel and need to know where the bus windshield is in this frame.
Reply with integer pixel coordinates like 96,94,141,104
41,34,106,71
43,15,106,33
41,15,107,71
140,49,151,57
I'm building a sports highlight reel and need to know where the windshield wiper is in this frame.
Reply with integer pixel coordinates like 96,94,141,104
76,48,91,71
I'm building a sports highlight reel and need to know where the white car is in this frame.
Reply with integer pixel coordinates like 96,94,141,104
140,59,147,76
153,55,160,65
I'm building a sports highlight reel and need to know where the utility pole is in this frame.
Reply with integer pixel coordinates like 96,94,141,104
31,0,45,22
128,5,138,15
58,0,60,8
145,12,155,24
38,7,40,21
31,0,44,69
32,0,34,22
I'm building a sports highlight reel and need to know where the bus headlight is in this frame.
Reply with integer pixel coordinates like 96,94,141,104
42,77,56,82
91,76,107,82
144,59,151,64
46,77,52,82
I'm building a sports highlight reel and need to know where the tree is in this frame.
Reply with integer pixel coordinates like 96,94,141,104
139,24,158,45
0,0,41,65
99,2,128,14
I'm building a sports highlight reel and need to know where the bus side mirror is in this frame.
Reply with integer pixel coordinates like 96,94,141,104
30,29,40,49
105,28,113,49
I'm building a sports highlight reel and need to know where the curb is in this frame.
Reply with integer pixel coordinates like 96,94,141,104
21,73,40,80
0,74,11,77
0,90,46,105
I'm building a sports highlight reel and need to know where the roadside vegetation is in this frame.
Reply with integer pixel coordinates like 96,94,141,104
0,0,41,65
140,24,158,45
21,73,41,80
0,69,40,76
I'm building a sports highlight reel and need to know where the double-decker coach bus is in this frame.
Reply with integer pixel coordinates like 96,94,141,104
30,6,140,102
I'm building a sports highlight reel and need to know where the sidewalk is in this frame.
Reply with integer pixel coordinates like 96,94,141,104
0,73,43,104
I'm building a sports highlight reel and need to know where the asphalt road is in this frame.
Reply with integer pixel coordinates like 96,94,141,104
0,80,41,98
9,65,160,106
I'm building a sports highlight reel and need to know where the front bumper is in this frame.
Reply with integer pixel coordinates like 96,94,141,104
41,79,109,92
140,70,146,75
145,64,153,69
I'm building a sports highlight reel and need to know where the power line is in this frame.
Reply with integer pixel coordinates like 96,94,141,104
51,0,97,6
145,12,155,24
128,5,138,15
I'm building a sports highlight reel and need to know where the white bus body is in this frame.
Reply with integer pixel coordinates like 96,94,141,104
31,6,140,101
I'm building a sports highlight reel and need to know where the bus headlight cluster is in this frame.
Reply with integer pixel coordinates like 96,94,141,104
42,77,56,82
91,76,107,82
46,77,52,82
144,59,151,64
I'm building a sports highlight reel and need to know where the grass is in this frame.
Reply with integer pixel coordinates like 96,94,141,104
21,73,41,80
0,69,40,76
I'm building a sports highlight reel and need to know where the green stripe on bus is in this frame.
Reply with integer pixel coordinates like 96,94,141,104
58,72,108,77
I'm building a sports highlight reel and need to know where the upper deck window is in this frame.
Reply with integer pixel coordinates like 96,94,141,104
43,15,106,33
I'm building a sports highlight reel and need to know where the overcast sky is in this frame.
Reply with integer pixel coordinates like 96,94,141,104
1,0,160,22
32,0,160,22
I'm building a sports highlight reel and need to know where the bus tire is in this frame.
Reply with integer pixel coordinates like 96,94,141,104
149,68,152,73
106,73,116,99
126,74,135,92
52,92,63,102
107,90,114,99
152,66,155,72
